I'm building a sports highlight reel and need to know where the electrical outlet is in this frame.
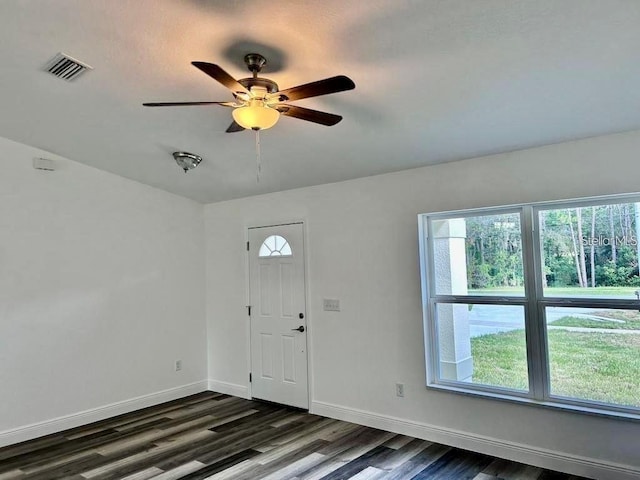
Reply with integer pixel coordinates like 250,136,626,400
396,383,404,397
323,298,340,311
175,360,182,372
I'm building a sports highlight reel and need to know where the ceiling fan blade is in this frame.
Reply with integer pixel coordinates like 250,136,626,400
143,101,235,107
276,75,355,102
192,62,249,95
226,121,245,133
277,104,343,126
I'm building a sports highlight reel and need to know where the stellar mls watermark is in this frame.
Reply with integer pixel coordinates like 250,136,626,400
582,235,638,246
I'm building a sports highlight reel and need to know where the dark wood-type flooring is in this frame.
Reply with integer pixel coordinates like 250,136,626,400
0,392,592,480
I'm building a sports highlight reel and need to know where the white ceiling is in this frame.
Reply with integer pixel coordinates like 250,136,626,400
1,0,639,203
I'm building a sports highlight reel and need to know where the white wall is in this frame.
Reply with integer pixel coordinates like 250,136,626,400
205,130,640,478
0,137,207,444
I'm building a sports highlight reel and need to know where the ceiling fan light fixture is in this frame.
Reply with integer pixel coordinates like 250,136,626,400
232,100,280,131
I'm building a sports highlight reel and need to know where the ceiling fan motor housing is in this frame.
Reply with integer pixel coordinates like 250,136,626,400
239,53,282,98
238,77,279,95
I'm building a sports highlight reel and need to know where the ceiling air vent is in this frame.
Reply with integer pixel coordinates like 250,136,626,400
45,53,92,81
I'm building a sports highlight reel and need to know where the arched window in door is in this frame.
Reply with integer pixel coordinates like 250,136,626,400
259,235,292,257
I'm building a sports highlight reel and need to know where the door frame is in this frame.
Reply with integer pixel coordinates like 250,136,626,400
244,220,312,406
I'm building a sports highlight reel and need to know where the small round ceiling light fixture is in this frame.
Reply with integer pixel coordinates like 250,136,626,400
172,151,202,173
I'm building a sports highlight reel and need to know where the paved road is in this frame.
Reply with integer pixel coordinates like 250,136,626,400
468,305,636,337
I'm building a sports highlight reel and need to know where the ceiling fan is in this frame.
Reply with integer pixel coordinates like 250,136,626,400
143,53,356,132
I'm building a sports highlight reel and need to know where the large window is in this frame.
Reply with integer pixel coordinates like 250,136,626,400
419,195,640,416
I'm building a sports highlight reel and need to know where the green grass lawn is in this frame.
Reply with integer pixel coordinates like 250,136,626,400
551,314,640,330
470,328,640,407
544,286,640,297
469,330,529,391
469,286,640,297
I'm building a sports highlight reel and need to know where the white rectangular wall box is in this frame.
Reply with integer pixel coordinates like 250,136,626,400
33,158,56,171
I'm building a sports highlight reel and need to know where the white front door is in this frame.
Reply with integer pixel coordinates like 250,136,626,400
248,223,308,409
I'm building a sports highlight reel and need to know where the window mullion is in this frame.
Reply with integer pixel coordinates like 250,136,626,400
522,206,547,400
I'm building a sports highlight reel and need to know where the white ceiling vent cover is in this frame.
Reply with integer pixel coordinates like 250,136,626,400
45,53,92,81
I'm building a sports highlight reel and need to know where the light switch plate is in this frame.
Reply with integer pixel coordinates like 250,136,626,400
323,298,340,311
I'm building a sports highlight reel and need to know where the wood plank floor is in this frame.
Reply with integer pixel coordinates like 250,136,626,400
0,392,592,480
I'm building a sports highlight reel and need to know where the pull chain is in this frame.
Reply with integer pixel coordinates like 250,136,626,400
255,129,261,183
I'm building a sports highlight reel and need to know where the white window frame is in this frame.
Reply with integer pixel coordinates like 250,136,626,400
419,193,640,420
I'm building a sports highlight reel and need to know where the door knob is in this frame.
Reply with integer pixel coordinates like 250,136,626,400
292,325,305,332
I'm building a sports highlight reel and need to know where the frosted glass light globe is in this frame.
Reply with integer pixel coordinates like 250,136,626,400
232,101,280,130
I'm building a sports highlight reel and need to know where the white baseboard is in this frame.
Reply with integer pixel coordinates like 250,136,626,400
0,380,208,448
208,379,249,399
311,400,640,480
